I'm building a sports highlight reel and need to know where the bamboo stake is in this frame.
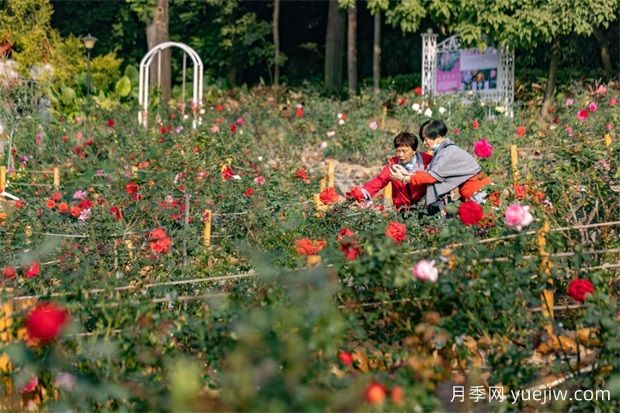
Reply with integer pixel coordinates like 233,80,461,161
383,182,392,206
380,106,387,129
203,210,212,248
510,144,519,184
53,167,60,190
604,133,612,147
0,166,6,191
537,220,554,337
327,159,335,189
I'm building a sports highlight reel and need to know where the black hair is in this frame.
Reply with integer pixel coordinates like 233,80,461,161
419,119,448,140
393,132,418,151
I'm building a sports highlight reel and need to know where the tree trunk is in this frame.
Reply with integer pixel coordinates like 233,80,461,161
273,0,281,86
146,0,171,104
324,0,345,91
592,27,613,75
373,10,381,94
347,4,358,96
540,36,560,121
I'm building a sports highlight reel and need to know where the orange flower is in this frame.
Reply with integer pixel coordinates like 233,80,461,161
58,202,69,214
46,199,56,209
365,382,387,405
319,187,339,205
149,228,171,254
472,119,480,130
385,221,406,243
294,238,326,256
516,126,527,137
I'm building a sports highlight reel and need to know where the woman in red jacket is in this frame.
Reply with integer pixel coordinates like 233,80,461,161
361,132,432,210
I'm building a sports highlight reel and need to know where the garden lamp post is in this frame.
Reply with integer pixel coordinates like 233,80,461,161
81,33,97,99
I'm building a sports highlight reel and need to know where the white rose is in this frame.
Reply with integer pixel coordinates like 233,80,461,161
424,108,433,117
411,103,421,111
438,107,446,114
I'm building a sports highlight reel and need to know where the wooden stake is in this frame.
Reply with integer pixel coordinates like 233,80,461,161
131,166,138,178
383,182,392,206
53,167,60,190
0,290,13,373
510,145,519,184
306,255,321,267
604,133,612,147
203,210,212,247
319,178,326,192
327,159,335,189
0,166,6,192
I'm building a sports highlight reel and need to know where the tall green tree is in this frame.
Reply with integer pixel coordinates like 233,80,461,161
324,0,346,91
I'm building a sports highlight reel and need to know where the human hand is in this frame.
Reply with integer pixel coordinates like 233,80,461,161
389,164,412,183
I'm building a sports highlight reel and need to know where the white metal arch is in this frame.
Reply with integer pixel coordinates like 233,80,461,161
138,42,204,128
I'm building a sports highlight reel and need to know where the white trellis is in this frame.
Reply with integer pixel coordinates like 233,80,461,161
421,29,514,117
138,42,204,128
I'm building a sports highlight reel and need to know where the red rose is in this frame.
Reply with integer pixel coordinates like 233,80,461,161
125,182,139,195
385,221,406,243
46,199,56,209
514,184,526,200
110,206,123,221
107,118,115,128
337,227,355,241
319,187,339,205
567,278,594,302
24,261,40,279
51,192,62,202
14,199,25,209
243,187,254,197
294,238,326,256
339,242,360,261
516,126,527,137
58,202,69,214
472,119,480,130
26,302,69,343
78,199,92,209
149,228,171,254
391,386,404,405
20,375,38,394
2,266,16,279
365,382,387,405
458,201,484,226
346,186,365,202
229,124,237,133
337,351,353,366
70,206,82,218
215,104,224,112
295,168,310,184
221,166,235,181
295,105,304,118
414,86,423,96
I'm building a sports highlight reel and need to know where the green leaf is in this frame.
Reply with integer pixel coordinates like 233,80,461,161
115,75,132,97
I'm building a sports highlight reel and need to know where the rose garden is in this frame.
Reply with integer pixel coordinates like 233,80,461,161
1,1,619,412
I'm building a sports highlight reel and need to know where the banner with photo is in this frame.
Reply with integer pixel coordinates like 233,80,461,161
436,48,499,94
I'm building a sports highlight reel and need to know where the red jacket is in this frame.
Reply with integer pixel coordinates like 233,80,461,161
363,153,433,209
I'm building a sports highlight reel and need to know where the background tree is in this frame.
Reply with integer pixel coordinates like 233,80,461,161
272,0,281,85
346,3,358,96
324,0,346,92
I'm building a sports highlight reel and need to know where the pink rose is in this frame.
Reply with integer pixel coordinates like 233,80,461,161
412,260,438,282
473,139,493,159
576,109,589,121
210,124,220,133
587,102,598,113
253,176,265,185
610,97,618,107
504,204,534,231
565,98,574,107
369,121,378,130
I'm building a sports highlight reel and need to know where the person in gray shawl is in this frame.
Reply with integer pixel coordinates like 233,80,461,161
390,119,492,214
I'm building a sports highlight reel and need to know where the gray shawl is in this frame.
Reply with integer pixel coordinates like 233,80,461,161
425,138,481,205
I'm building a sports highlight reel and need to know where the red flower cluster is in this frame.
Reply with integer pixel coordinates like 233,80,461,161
221,166,235,181
472,119,480,130
110,206,123,221
414,86,423,96
458,201,484,226
319,187,339,205
337,227,360,261
294,238,326,256
149,228,171,254
243,187,254,197
385,221,406,243
26,302,69,343
346,186,365,202
567,278,594,302
25,261,40,279
125,182,140,201
516,126,527,137
294,168,310,184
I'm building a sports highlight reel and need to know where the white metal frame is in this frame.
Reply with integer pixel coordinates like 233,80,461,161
421,29,514,117
138,42,204,128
